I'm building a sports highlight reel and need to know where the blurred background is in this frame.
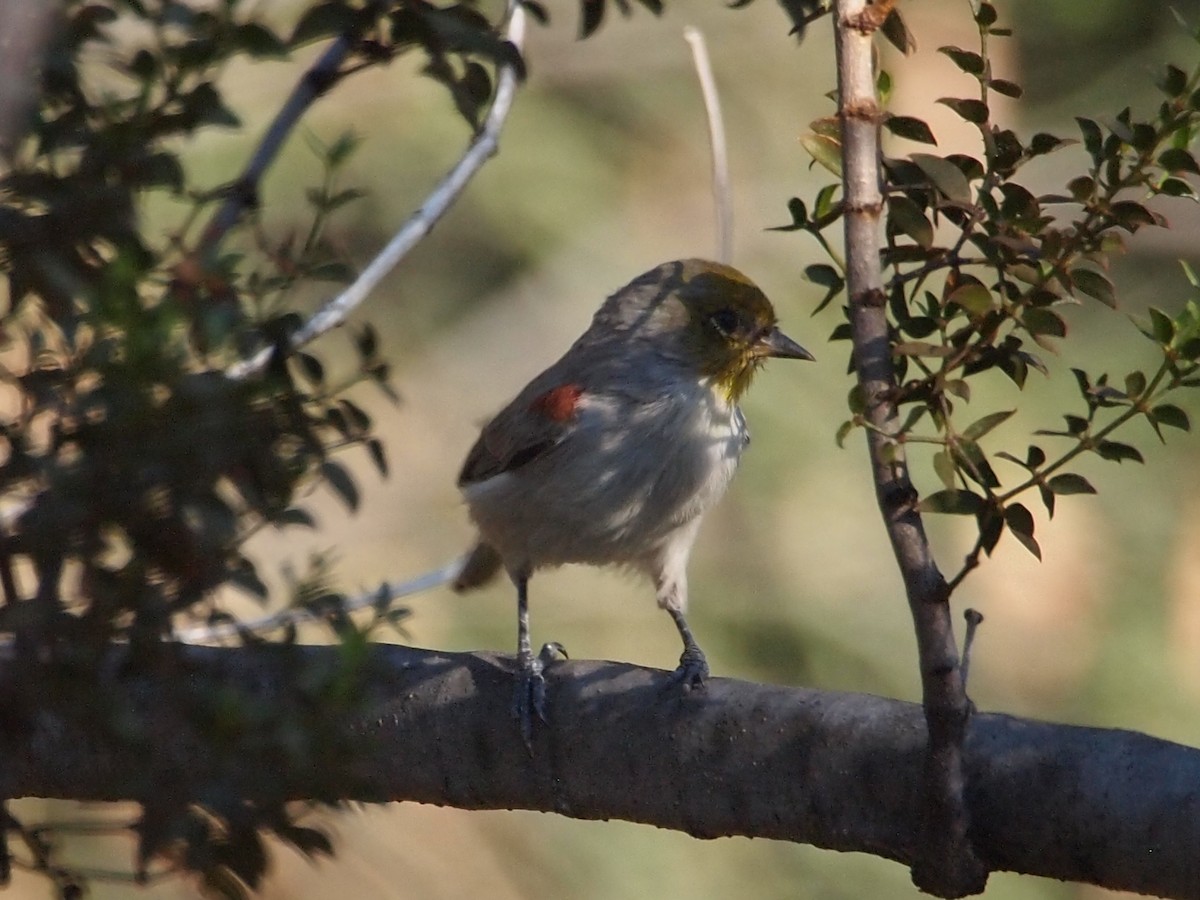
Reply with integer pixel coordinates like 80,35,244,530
12,0,1200,896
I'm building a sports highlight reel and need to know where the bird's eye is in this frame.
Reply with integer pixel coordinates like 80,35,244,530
708,308,740,336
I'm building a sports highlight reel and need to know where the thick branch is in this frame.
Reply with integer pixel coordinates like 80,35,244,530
833,1,985,894
2,645,1198,898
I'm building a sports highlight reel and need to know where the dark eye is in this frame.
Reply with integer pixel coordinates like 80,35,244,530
708,308,740,336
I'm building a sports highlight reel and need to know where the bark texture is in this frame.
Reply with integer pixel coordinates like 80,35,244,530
1,644,1197,898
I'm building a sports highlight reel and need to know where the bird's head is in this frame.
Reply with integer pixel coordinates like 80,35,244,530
598,259,813,402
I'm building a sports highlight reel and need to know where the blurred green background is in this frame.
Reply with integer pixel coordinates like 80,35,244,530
14,0,1200,896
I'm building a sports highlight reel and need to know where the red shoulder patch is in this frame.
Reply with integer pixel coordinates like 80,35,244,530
530,383,583,422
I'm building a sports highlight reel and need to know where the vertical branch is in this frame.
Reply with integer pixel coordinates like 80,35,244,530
832,1,987,896
683,26,732,264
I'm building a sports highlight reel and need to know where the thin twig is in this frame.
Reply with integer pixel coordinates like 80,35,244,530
172,557,465,643
683,26,732,264
226,5,528,380
195,32,363,262
961,608,983,690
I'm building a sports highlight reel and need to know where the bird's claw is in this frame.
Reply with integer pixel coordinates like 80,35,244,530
666,645,709,692
513,652,549,750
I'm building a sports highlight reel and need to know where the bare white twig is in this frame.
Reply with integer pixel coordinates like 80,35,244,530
684,26,732,265
227,4,529,380
173,556,466,643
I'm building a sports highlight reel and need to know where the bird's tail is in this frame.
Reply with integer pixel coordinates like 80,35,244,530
453,542,504,592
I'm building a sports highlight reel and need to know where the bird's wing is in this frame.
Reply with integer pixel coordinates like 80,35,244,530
458,382,583,486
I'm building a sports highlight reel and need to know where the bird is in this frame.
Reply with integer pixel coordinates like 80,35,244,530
453,258,813,744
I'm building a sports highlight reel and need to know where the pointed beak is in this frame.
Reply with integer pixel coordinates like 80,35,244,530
758,327,814,361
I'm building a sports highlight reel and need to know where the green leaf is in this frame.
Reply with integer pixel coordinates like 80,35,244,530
835,420,855,448
801,132,842,176
988,78,1023,99
1004,503,1041,560
887,195,934,248
881,8,916,55
1158,147,1200,175
884,115,937,145
938,46,985,76
933,450,957,490
954,439,1000,488
911,153,972,204
1076,117,1103,163
919,489,983,515
948,283,994,316
1125,370,1147,397
1029,132,1071,156
1146,307,1176,344
937,97,990,125
1070,267,1116,307
1022,307,1066,339
1150,404,1190,431
1047,473,1097,495
1095,440,1144,464
962,410,1014,441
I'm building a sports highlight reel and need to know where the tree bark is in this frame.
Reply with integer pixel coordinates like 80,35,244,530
1,644,1197,899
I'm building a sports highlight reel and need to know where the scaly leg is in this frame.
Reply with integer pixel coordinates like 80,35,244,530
666,606,709,689
512,570,547,748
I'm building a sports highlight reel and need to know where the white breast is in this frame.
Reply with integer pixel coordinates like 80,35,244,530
463,380,749,573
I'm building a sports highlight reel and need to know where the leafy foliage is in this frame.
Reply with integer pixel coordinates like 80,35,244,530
789,2,1200,585
0,0,529,892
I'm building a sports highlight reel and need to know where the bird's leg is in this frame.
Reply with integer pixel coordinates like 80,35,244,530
512,570,547,748
666,606,709,690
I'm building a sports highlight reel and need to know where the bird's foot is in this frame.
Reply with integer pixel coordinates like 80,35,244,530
512,643,566,749
666,644,709,691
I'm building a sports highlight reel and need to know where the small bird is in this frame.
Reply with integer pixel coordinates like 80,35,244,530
454,258,812,743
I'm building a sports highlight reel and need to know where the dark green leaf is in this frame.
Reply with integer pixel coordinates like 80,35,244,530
1076,117,1103,163
954,439,1000,488
1047,473,1097,495
321,461,360,511
1150,403,1190,431
1022,307,1066,339
989,78,1022,98
1070,267,1116,307
881,8,916,55
1109,201,1161,232
937,97,990,125
1095,440,1144,464
919,489,983,515
884,115,937,145
962,409,1014,441
367,438,388,476
1158,64,1188,96
1159,147,1200,175
911,153,972,203
1004,503,1041,560
938,46,984,76
1147,306,1176,344
1029,132,1070,156
886,195,933,248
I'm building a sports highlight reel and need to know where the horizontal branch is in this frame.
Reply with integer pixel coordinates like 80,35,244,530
2,645,1197,898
